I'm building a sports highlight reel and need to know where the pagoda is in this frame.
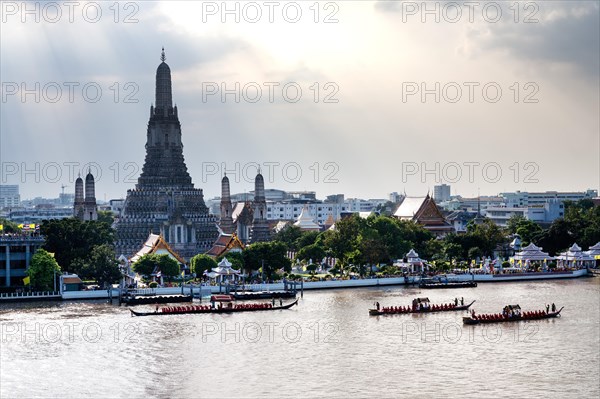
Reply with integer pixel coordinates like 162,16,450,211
115,49,218,260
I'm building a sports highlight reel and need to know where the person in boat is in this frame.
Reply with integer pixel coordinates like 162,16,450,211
551,303,556,312
454,298,458,306
280,298,283,306
376,302,380,311
461,297,464,306
546,304,550,314
155,304,159,313
272,298,275,306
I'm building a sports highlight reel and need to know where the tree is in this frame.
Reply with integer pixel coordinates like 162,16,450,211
0,218,20,233
40,218,114,272
295,231,320,250
468,246,483,261
296,243,326,264
27,249,61,291
97,210,115,226
190,254,218,276
243,241,292,280
156,255,180,280
507,215,543,246
272,225,304,251
78,245,121,288
217,251,244,271
132,254,180,281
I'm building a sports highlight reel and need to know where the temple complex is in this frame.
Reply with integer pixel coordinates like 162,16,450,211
115,49,218,260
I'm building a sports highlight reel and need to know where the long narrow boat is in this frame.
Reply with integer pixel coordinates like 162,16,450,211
419,281,477,289
463,306,563,325
130,299,299,316
232,290,297,300
369,298,475,316
122,294,192,306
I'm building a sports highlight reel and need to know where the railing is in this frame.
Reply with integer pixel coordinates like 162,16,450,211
0,291,61,298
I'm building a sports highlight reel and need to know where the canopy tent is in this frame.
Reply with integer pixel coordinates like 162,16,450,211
511,243,553,262
556,243,595,268
209,257,242,283
394,249,429,273
585,242,600,257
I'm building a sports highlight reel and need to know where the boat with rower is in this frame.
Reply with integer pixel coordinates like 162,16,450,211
462,304,564,325
419,274,477,289
369,297,475,316
129,294,298,316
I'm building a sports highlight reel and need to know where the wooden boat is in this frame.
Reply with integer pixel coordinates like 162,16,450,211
369,297,475,316
463,304,563,325
122,294,192,306
232,290,297,300
419,279,477,289
130,296,299,316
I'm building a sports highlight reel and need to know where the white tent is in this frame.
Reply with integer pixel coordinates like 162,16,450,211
512,243,553,261
210,257,242,283
556,243,595,268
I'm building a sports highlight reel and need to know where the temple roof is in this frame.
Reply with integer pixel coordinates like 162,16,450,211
293,205,321,231
394,195,453,232
130,233,186,264
205,233,245,258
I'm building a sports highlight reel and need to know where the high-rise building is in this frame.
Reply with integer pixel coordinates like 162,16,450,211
0,185,20,208
114,49,218,259
433,184,451,202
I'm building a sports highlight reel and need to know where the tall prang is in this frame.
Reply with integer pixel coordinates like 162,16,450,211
115,49,218,260
249,171,270,243
219,174,234,234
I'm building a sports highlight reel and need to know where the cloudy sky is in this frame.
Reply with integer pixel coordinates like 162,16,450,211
1,1,598,202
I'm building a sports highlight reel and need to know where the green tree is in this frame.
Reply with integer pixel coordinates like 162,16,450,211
295,231,320,250
40,218,115,272
272,225,304,251
468,246,483,261
190,254,218,275
296,243,326,264
216,251,245,271
27,249,61,291
78,245,121,288
132,254,180,280
0,218,20,233
243,241,292,280
97,210,115,226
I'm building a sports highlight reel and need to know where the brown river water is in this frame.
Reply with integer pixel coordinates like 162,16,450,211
1,278,598,398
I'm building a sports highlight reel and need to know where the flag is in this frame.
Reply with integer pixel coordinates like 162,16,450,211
156,271,162,278
23,276,30,285
181,270,185,278
595,255,600,260
18,224,23,229
0,224,3,231
29,223,35,229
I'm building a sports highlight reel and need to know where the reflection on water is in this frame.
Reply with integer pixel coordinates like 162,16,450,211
1,279,599,398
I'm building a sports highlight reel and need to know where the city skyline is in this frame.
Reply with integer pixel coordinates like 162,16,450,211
2,1,599,201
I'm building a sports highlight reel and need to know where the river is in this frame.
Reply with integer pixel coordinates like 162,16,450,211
1,278,598,398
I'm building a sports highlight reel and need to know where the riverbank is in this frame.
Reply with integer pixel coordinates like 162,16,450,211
0,268,592,302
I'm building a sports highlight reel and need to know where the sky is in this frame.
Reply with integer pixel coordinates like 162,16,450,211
1,0,599,202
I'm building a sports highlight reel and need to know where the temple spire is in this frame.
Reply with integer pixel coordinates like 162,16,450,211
155,48,172,109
